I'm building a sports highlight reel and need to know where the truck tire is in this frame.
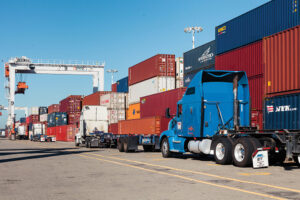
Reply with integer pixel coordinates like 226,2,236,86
232,137,259,167
118,140,124,152
161,138,172,158
75,137,80,147
143,145,154,152
124,142,130,152
294,155,300,166
213,138,232,165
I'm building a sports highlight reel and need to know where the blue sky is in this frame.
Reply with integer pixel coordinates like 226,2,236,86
0,0,269,128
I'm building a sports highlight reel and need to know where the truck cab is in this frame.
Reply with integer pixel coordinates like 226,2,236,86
160,70,250,157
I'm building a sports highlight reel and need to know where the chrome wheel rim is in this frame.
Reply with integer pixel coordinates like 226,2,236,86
298,156,300,164
162,141,168,155
234,143,245,162
215,143,225,160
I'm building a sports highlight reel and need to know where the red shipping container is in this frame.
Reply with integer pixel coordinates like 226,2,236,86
248,75,264,111
215,40,263,77
26,116,30,124
47,127,56,136
60,95,82,113
251,110,263,130
264,25,300,97
118,116,170,136
108,123,118,134
140,88,186,118
66,124,77,142
48,104,60,114
128,54,176,86
67,112,81,126
82,91,112,106
28,115,39,124
111,83,117,92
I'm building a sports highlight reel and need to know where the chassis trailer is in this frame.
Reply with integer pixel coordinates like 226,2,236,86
159,70,300,167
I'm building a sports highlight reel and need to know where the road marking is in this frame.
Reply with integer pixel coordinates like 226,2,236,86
86,152,300,194
78,154,286,200
207,164,221,166
239,172,271,176
151,158,166,161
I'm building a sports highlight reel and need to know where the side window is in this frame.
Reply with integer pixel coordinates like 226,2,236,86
186,87,195,95
177,104,182,117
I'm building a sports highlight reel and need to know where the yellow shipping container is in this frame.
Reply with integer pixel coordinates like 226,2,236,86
127,103,140,120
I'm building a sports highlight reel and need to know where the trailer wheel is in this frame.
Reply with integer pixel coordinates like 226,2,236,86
161,138,172,158
232,137,260,167
213,138,232,165
117,140,124,152
143,145,154,152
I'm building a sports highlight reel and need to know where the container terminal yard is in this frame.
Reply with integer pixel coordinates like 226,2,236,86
1,1,300,200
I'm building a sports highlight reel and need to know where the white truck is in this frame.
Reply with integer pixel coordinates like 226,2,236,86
75,105,109,147
17,125,27,140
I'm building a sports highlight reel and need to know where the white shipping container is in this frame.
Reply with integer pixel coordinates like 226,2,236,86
175,57,184,79
17,125,26,136
85,121,108,134
82,105,107,121
128,76,175,104
33,123,44,135
39,114,48,122
29,107,39,115
100,93,128,109
107,109,126,124
176,78,184,88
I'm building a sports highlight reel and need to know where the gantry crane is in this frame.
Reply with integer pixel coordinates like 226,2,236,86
5,56,105,129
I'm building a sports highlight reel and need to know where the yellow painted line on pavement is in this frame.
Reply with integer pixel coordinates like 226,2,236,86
86,152,300,194
78,154,286,200
239,172,271,176
207,164,221,166
151,158,166,161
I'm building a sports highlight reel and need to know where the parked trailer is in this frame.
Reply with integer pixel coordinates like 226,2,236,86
160,70,300,167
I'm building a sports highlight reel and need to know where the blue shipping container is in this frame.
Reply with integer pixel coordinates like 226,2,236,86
184,65,215,87
216,0,300,55
183,40,215,74
47,112,67,127
264,93,300,130
20,117,26,123
117,77,128,93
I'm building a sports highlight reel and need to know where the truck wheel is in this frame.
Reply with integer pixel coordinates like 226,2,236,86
75,137,80,147
213,138,232,165
85,140,90,148
143,145,154,152
232,137,259,167
118,140,124,152
124,142,130,153
161,138,172,158
294,155,300,166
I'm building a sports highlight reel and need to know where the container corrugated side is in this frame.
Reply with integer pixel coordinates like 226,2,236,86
82,91,111,106
129,54,175,86
118,116,170,136
264,25,300,96
117,77,128,93
127,103,140,120
108,123,118,134
175,57,184,79
128,76,175,104
183,40,215,74
184,65,214,87
216,0,300,55
59,95,82,113
248,75,264,111
100,93,128,109
140,88,186,118
264,93,300,130
215,40,263,77
111,83,117,92
48,104,60,114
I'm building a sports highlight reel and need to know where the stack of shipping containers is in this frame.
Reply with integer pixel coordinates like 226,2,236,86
215,0,300,129
183,40,215,87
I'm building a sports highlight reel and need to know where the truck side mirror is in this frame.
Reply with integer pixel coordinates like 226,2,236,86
165,108,171,119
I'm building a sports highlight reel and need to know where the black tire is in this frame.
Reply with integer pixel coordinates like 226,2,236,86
161,138,172,158
143,145,154,152
232,137,257,167
75,137,80,147
213,138,233,165
118,140,124,152
124,142,129,152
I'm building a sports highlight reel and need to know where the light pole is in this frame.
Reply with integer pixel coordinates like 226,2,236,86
184,26,203,49
106,69,118,85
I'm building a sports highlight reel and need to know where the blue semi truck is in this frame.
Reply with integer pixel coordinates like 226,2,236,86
160,70,300,167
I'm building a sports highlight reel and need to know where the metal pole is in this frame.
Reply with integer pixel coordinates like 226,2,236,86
192,30,195,49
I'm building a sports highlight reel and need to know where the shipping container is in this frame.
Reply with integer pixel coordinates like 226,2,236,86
81,105,108,134
60,95,82,113
118,116,170,136
29,107,39,115
175,57,184,79
128,76,175,104
108,123,118,134
176,78,184,88
128,54,175,85
127,103,140,120
215,40,263,77
82,91,111,106
264,93,300,130
19,117,26,123
100,93,128,109
67,112,81,126
48,104,60,114
216,0,300,55
39,114,47,122
28,115,39,124
47,112,67,127
107,109,126,124
111,83,117,92
251,110,263,130
248,75,264,111
116,77,128,93
184,65,214,87
39,107,48,115
140,88,186,118
264,25,300,96
183,40,215,74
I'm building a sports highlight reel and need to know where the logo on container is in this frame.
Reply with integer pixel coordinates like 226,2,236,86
275,105,297,112
267,106,274,113
218,26,226,35
185,66,192,71
185,77,191,83
198,47,214,63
